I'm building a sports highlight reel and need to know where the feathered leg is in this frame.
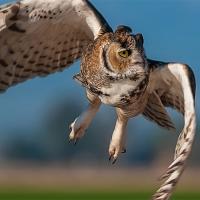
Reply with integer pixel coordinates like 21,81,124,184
69,90,101,143
109,108,128,164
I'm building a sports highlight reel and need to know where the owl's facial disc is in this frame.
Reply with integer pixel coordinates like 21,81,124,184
102,33,146,79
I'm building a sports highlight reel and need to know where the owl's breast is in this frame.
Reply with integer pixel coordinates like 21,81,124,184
98,76,148,110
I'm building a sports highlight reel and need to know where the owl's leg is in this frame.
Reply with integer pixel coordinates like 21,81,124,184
109,108,128,164
69,90,101,143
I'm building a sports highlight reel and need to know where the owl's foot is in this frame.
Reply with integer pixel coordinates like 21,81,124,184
108,111,128,164
109,140,126,164
68,97,101,144
69,117,88,143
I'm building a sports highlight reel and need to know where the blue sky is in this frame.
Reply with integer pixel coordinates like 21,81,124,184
0,0,199,142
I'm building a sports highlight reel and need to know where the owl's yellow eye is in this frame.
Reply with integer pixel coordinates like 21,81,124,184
118,50,131,58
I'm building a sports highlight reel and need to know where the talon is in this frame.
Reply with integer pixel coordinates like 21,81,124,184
68,117,88,145
121,148,126,153
112,158,117,164
74,139,79,145
109,155,112,161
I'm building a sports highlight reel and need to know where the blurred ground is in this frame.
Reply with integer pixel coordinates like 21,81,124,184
0,165,199,200
0,191,199,200
0,165,199,191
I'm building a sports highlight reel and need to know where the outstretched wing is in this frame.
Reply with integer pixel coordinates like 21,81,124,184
147,59,196,200
0,0,112,91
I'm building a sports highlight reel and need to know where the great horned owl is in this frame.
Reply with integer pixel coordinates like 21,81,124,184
0,1,196,200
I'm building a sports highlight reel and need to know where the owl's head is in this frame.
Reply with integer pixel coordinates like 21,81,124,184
75,25,148,99
100,25,147,79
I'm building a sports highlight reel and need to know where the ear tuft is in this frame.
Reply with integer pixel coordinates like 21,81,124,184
115,25,132,34
135,33,144,48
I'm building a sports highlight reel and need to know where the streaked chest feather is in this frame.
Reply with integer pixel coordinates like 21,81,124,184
99,78,146,106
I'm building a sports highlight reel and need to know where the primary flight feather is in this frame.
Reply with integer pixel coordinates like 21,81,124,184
0,1,196,200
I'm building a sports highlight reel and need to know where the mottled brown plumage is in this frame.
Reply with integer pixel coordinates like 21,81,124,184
0,1,196,200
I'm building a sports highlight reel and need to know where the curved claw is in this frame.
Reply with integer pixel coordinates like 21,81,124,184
112,158,117,164
108,155,118,164
121,148,126,153
74,138,79,145
69,123,72,130
108,146,126,165
68,133,79,145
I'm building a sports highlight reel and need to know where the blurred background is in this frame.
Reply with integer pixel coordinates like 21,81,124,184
0,0,199,199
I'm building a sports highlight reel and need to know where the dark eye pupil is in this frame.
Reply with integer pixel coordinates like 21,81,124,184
119,50,131,57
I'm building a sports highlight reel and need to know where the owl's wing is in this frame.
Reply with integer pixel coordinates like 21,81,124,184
0,0,112,91
147,59,196,200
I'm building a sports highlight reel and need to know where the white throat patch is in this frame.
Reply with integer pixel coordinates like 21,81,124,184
99,78,143,106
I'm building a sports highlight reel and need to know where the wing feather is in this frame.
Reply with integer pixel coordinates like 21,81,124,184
0,0,112,91
143,91,175,130
148,60,196,200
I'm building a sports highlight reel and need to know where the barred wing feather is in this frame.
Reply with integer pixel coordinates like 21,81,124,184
148,60,196,200
0,0,112,91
